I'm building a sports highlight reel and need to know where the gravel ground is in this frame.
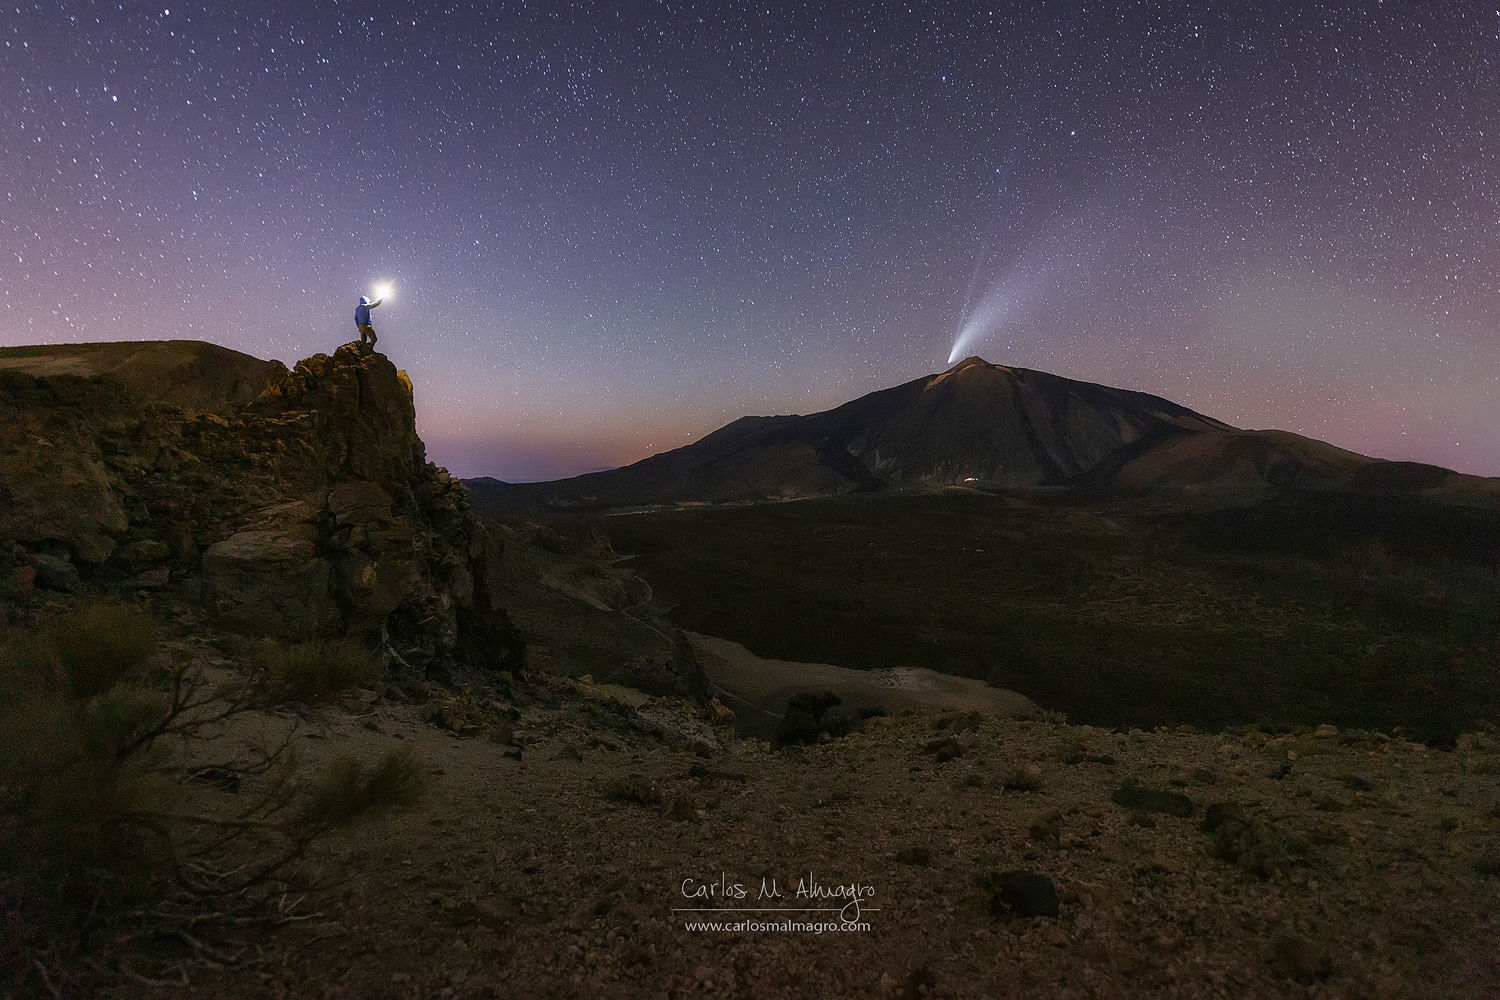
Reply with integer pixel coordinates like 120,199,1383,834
158,682,1500,1000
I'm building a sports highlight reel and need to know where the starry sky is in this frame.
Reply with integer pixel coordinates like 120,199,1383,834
4,2,1498,480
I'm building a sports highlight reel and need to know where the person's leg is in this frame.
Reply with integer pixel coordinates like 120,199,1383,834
368,326,377,348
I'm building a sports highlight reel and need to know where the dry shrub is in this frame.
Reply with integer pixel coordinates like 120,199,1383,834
1003,765,1044,793
601,773,661,806
0,601,159,702
259,638,382,704
299,750,423,831
0,607,171,904
0,603,420,994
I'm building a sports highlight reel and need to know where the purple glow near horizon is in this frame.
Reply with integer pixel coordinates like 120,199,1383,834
3,4,1497,480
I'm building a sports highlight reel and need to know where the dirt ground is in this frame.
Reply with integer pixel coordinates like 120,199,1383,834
51,522,1498,999
688,632,1038,738
143,677,1500,1000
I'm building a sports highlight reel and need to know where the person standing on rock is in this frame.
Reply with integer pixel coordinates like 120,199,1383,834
355,293,383,351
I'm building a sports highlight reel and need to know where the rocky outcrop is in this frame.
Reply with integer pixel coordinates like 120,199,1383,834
201,503,338,640
0,340,521,675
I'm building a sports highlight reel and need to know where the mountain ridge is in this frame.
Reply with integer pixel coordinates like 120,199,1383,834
469,355,1495,513
0,339,283,414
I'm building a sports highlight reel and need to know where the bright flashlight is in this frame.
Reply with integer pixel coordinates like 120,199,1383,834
374,281,394,301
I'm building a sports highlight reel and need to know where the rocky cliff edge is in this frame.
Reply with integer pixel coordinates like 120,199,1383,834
0,340,521,676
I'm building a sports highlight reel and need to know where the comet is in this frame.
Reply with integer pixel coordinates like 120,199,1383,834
948,279,1029,364
947,207,1112,365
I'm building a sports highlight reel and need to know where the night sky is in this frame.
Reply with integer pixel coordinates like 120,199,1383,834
4,3,1497,480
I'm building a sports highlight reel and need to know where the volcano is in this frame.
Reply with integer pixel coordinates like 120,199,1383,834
467,357,1493,512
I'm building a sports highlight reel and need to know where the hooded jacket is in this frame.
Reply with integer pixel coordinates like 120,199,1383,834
355,296,381,326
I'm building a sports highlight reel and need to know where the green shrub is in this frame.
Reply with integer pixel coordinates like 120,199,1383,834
78,683,172,763
260,638,382,704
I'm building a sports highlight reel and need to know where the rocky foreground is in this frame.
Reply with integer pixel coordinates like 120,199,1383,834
3,340,1494,999
165,678,1499,1000
0,340,520,673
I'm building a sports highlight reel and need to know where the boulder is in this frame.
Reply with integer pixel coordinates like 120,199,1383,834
115,538,172,568
606,633,710,702
774,689,846,746
130,566,171,591
252,345,423,482
327,480,394,526
69,530,117,565
1112,783,1195,817
3,563,36,600
203,525,338,640
982,870,1059,918
335,550,423,642
2,446,127,558
31,552,81,592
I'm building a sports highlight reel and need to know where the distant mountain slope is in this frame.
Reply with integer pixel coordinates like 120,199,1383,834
469,356,1495,512
1103,429,1372,492
788,356,1231,484
0,340,282,413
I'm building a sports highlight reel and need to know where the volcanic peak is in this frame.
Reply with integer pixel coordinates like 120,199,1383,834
930,354,1016,389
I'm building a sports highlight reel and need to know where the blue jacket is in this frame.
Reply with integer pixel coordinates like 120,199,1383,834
355,296,382,325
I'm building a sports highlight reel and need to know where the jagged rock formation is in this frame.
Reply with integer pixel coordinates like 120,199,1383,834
469,355,1492,513
0,340,521,675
